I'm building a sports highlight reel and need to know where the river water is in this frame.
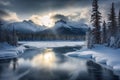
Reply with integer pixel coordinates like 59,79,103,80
0,46,119,80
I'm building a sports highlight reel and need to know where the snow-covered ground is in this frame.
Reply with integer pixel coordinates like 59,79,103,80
66,45,120,75
19,41,85,48
0,43,26,59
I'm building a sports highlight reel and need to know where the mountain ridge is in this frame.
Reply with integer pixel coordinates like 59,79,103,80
2,19,88,35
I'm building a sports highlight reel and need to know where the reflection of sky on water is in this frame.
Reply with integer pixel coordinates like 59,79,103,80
32,49,56,68
18,48,87,71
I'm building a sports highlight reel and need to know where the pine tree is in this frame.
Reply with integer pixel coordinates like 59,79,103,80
115,9,120,48
108,3,117,37
91,0,101,44
107,3,117,47
102,21,107,43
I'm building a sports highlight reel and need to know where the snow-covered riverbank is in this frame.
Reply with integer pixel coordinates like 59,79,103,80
0,43,26,59
66,45,120,75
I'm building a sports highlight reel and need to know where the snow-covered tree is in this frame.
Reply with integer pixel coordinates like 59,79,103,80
115,9,120,48
86,28,94,49
91,0,101,44
108,3,117,47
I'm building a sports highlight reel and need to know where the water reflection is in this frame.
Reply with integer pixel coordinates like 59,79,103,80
17,48,88,80
32,49,56,68
0,62,17,80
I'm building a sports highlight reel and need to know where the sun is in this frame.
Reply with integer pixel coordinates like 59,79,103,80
40,15,53,27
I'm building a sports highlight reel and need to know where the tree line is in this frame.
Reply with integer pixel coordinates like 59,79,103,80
87,0,120,48
0,22,18,46
17,32,85,41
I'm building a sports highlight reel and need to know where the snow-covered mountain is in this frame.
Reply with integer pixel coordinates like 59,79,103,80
51,19,88,35
2,20,46,33
54,19,88,29
54,19,71,30
2,19,88,35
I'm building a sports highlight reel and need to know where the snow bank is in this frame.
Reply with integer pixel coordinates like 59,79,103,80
0,43,26,59
66,45,120,74
20,41,85,48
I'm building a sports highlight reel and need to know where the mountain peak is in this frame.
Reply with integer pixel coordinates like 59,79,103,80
55,19,67,24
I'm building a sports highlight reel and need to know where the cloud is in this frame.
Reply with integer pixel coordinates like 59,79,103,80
30,13,69,26
29,13,55,27
0,9,20,22
51,8,90,23
1,0,119,14
29,15,42,25
2,0,118,16
0,0,120,24
29,11,89,27
0,9,10,17
0,0,11,6
51,14,69,21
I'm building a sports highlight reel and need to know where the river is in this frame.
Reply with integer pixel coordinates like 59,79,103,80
0,46,119,80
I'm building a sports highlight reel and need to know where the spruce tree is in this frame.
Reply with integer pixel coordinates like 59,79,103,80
91,0,101,44
108,3,117,37
115,9,120,48
107,3,117,47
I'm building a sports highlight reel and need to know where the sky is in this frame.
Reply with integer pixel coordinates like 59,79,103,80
0,0,120,27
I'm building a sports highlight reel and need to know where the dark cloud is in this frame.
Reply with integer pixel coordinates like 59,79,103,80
51,13,88,24
0,9,20,22
0,0,119,13
51,14,69,21
0,0,95,15
0,9,10,20
0,0,120,21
